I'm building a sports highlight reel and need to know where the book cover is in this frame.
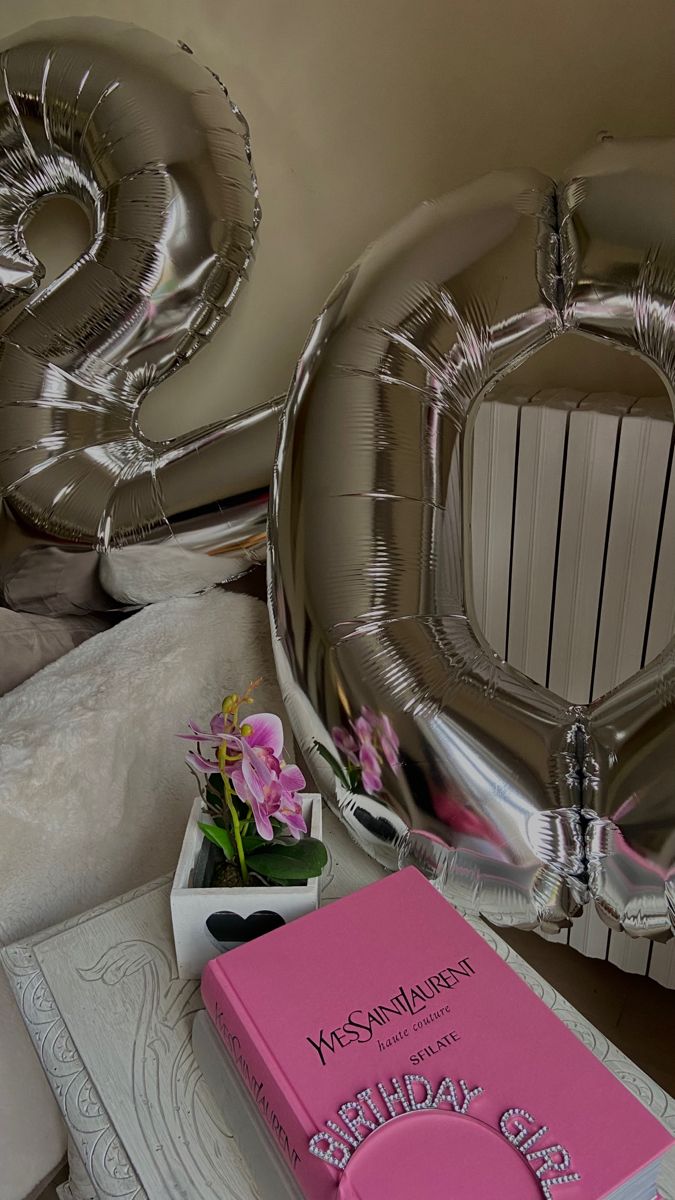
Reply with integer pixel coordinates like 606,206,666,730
201,869,672,1198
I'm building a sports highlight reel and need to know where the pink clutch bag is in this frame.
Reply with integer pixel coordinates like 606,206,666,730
202,868,673,1199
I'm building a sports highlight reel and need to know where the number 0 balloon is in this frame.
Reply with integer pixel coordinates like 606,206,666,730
0,18,279,551
269,137,675,941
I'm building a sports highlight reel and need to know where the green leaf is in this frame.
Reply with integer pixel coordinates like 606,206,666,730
241,832,266,854
198,821,235,861
313,740,350,788
247,837,328,881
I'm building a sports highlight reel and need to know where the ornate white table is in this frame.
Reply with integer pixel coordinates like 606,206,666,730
3,810,675,1200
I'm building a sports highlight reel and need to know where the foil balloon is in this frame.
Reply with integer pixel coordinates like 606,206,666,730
269,137,675,939
0,18,279,552
570,138,675,941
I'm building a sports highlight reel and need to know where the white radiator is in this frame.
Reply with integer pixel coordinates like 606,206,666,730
470,388,675,987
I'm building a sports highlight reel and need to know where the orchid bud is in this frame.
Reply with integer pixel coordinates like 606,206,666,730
241,722,253,737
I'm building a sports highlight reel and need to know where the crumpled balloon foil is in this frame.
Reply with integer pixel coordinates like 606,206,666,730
269,137,675,939
0,18,280,552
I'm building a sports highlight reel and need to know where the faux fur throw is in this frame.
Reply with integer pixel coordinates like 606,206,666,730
99,543,252,605
0,587,285,948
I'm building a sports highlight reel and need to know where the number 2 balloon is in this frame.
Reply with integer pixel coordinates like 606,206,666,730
0,18,279,551
269,137,675,941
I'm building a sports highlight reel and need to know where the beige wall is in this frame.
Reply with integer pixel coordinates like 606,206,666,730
2,0,674,438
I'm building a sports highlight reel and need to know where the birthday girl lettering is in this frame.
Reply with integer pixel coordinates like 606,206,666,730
308,1074,581,1198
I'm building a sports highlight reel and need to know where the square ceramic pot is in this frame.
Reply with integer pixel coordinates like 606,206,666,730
171,793,323,978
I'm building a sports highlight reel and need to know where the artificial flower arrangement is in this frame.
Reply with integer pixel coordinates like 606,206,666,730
180,680,327,887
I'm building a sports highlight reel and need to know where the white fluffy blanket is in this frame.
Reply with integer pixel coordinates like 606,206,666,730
99,542,251,605
0,588,284,947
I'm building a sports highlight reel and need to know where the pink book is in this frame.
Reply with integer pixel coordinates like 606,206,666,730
201,868,673,1199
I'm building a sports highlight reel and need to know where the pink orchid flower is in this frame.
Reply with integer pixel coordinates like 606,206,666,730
181,703,307,843
239,711,284,766
231,743,307,841
232,711,306,842
178,711,239,775
179,710,286,777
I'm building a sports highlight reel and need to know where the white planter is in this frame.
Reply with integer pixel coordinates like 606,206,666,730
171,793,323,979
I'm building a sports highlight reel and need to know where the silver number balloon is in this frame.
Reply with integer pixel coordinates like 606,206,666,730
0,18,279,551
269,138,675,940
569,138,675,941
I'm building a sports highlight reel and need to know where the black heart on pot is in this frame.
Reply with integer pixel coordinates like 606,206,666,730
205,910,286,948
